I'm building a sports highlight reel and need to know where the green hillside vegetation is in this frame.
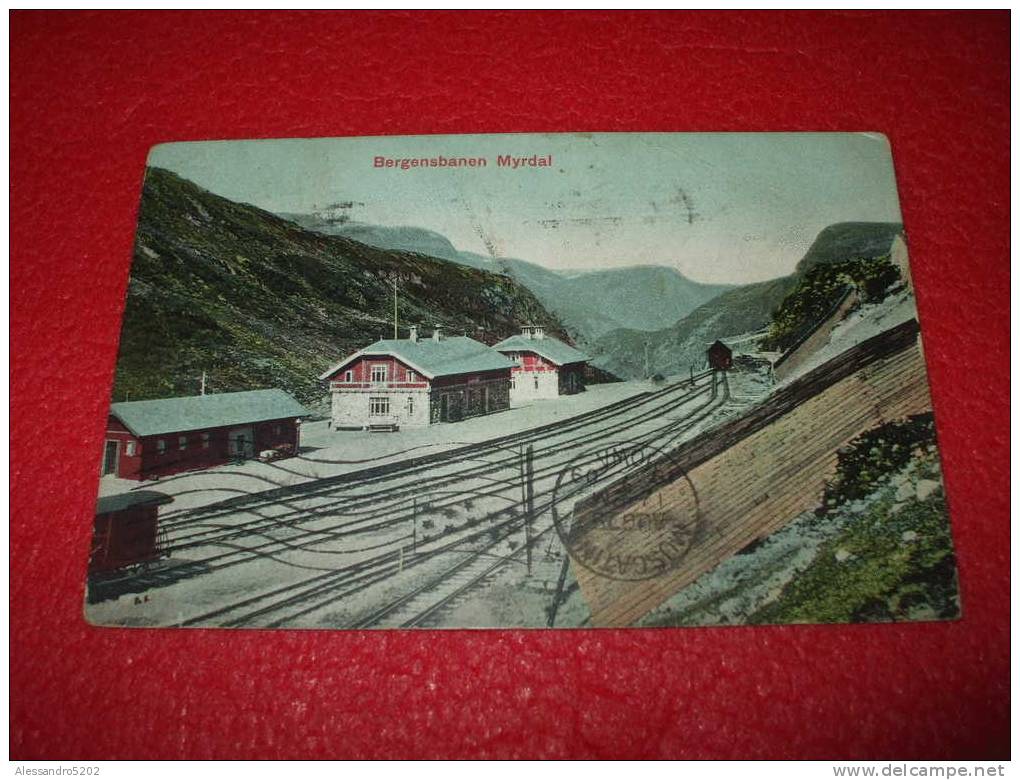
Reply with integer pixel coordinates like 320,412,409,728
749,414,958,624
114,167,568,405
641,413,957,627
816,414,937,516
760,254,901,351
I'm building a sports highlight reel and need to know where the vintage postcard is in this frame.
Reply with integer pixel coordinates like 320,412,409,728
86,132,959,629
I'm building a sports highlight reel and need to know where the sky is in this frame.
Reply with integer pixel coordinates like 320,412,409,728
148,133,903,285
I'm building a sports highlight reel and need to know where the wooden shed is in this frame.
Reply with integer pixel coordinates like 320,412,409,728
90,490,173,575
104,389,309,480
707,340,733,370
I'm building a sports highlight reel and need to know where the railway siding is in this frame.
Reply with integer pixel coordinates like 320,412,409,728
571,319,934,627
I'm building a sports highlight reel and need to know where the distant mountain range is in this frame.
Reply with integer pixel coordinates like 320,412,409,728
116,169,569,405
279,211,904,380
280,211,731,342
485,258,732,341
587,222,906,378
119,176,904,408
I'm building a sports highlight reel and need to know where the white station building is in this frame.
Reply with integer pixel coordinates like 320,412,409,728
492,326,590,403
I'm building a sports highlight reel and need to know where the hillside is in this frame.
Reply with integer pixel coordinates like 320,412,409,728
589,222,904,379
282,213,730,342
114,168,569,405
499,258,732,340
278,213,469,266
794,221,905,274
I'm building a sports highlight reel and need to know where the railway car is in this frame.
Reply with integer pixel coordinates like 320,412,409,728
89,490,173,575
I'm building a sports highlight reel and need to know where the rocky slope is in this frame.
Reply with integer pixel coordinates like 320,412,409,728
114,168,569,405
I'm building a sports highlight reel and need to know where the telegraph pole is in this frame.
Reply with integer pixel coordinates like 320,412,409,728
524,444,534,575
393,278,398,339
200,370,206,396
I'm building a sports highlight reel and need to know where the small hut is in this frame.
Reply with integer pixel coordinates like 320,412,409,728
707,340,733,371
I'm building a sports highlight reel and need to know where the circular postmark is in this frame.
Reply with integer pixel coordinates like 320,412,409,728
551,439,701,582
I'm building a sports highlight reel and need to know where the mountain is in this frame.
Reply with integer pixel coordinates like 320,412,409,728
114,168,570,406
278,214,468,266
589,222,905,379
281,213,730,342
500,259,731,340
795,222,906,275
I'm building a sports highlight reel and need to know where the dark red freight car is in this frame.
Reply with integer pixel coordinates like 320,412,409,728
89,491,173,575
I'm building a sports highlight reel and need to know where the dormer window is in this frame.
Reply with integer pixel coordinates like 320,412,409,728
370,364,388,383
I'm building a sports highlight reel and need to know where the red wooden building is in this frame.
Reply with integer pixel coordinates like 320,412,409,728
493,326,589,402
103,389,309,480
320,326,515,430
90,490,173,575
707,340,733,370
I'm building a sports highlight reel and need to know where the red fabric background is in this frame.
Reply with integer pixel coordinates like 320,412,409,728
10,11,1010,760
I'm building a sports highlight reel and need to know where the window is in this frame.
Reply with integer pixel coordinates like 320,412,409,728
407,369,417,383
370,364,388,383
201,433,210,449
344,370,353,382
369,397,390,416
510,376,516,390
156,439,166,455
407,396,414,416
179,435,188,451
125,441,137,457
534,376,539,390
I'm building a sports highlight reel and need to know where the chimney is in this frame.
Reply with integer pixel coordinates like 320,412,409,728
432,326,443,343
534,326,545,340
522,325,533,340
409,325,419,343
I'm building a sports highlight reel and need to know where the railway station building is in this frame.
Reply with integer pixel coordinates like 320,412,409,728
492,326,590,403
320,326,515,430
103,389,309,480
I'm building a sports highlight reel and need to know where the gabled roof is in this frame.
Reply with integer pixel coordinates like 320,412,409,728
109,389,309,437
708,340,732,353
491,334,589,367
320,336,515,381
96,490,174,515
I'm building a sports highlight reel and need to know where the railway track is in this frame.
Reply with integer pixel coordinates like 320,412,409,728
217,321,926,631
175,391,728,629
157,374,712,537
156,375,718,559
167,385,717,576
152,379,687,527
